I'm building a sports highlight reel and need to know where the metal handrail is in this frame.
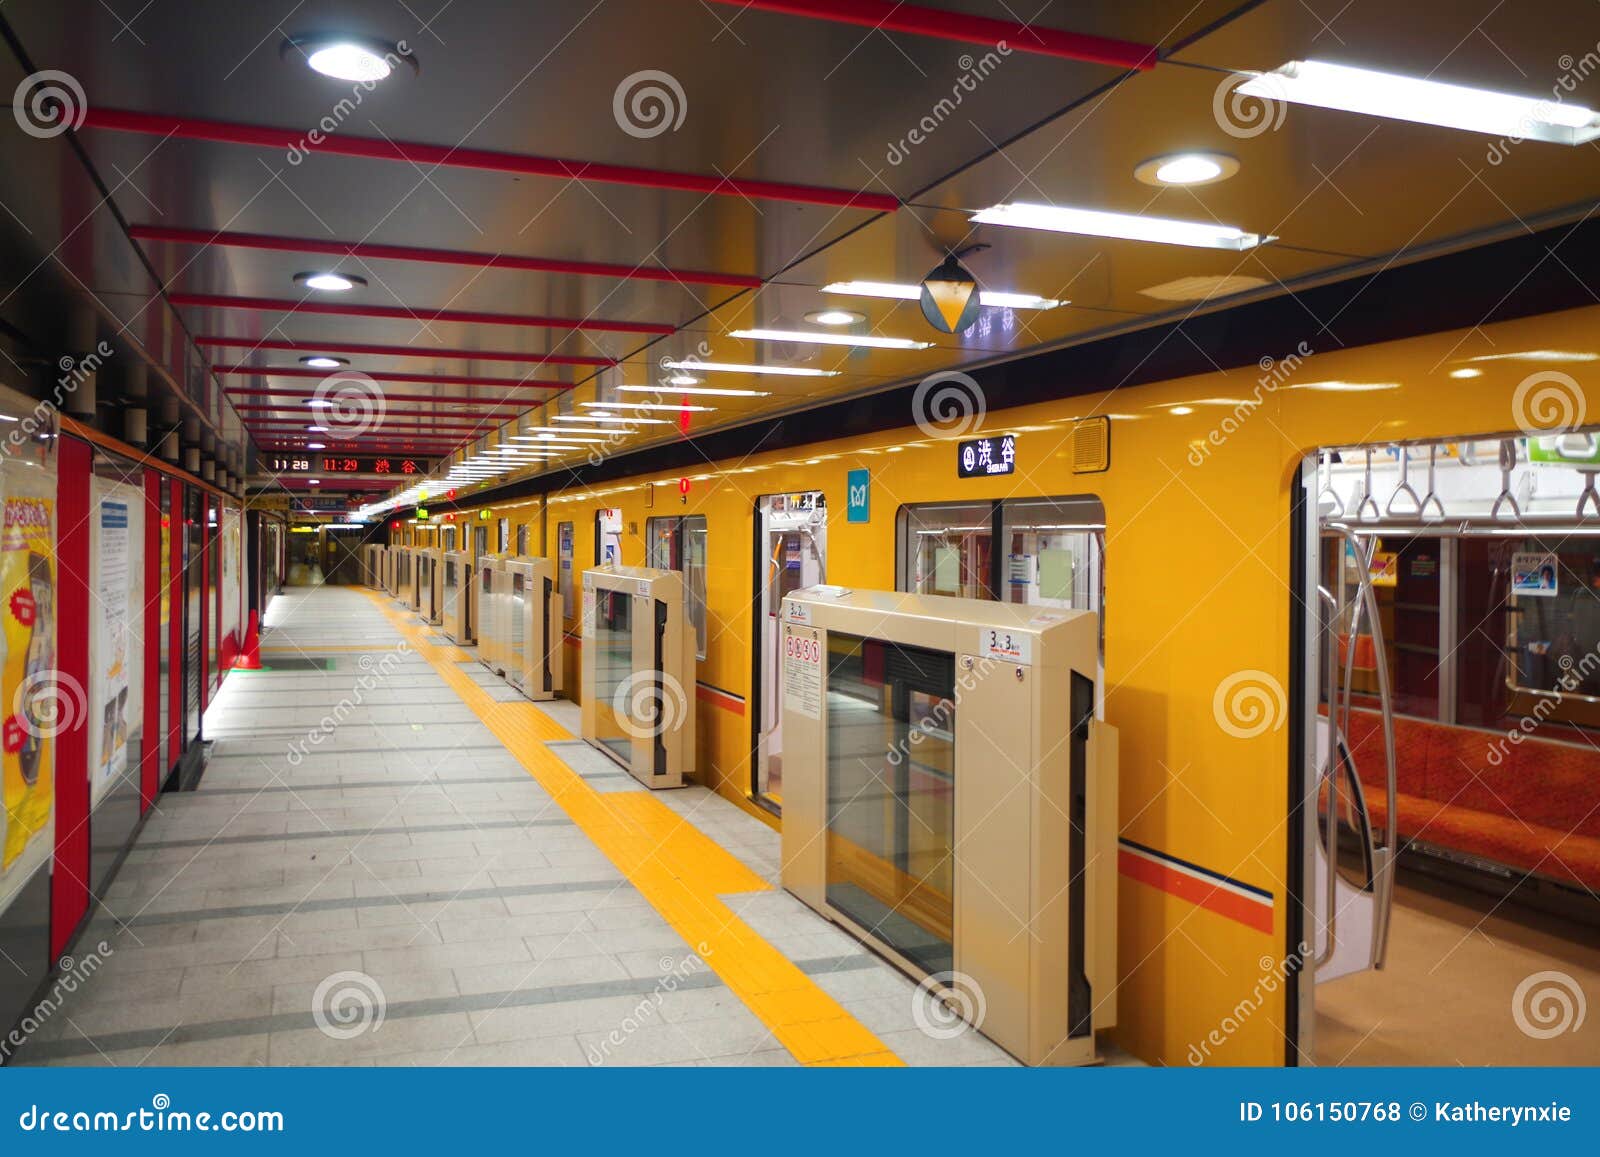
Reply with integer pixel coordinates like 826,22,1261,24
1315,585,1341,969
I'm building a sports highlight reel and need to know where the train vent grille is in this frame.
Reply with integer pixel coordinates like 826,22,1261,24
1071,417,1110,473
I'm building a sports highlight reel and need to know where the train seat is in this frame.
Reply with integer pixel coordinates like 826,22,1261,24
1341,710,1600,891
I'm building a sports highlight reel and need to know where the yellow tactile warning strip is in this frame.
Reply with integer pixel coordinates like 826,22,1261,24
362,590,903,1067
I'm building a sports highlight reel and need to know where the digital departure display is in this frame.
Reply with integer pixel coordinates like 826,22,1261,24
957,435,1017,478
268,456,431,475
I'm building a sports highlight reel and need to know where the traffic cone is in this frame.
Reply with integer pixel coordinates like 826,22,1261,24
235,609,262,670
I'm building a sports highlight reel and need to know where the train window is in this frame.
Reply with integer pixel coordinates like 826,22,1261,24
646,515,708,660
557,521,575,622
442,525,457,552
899,502,994,598
897,496,1105,614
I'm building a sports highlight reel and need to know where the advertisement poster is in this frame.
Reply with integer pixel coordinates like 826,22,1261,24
1,489,56,871
90,493,131,806
1511,551,1558,597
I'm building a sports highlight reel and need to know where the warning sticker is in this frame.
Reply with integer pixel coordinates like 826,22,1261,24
785,600,811,625
784,626,823,720
979,628,1032,666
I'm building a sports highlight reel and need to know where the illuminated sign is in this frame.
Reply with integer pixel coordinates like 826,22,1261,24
269,456,431,475
957,435,1017,479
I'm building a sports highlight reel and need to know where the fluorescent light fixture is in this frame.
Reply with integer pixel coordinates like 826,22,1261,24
667,374,701,386
1237,60,1600,145
305,399,334,407
553,414,668,425
969,202,1267,250
521,434,610,443
1449,368,1483,379
823,281,1064,310
731,327,933,350
619,384,768,397
306,442,326,449
661,360,839,378
306,425,328,432
1465,350,1599,363
516,426,631,436
584,402,716,412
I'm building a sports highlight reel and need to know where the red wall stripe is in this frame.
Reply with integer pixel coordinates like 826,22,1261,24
167,479,182,790
141,468,160,811
1117,848,1275,935
83,109,902,212
51,435,92,957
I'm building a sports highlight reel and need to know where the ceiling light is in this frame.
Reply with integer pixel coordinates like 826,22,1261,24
1236,60,1600,145
805,309,866,327
730,327,934,350
584,402,716,412
1169,406,1194,416
1449,368,1483,379
300,355,349,368
1465,350,1599,363
618,384,768,397
970,202,1267,250
515,427,630,436
527,435,610,443
308,479,320,485
1284,381,1399,392
307,425,328,432
667,374,702,386
306,442,326,449
284,36,415,84
1133,152,1239,187
294,271,367,292
305,398,334,407
661,360,839,377
823,281,1063,310
554,413,668,425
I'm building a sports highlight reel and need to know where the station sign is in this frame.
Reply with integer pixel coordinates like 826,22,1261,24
957,435,1017,479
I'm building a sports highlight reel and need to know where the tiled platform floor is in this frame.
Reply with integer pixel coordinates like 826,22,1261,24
12,585,1031,1068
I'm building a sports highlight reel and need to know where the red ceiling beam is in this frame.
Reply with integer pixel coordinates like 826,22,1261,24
708,0,1157,67
227,387,531,407
198,336,615,367
235,406,525,421
131,225,763,290
213,365,567,389
83,109,901,212
171,293,674,336
249,420,493,433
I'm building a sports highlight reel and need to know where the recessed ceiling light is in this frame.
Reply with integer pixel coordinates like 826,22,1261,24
306,425,328,432
1169,406,1194,416
283,36,417,84
294,271,367,292
1134,152,1239,187
299,355,349,368
308,478,320,485
667,374,702,386
731,327,934,350
306,442,326,449
305,398,334,407
805,309,866,326
1236,60,1600,145
970,202,1268,250
661,360,839,377
823,281,1062,310
1448,368,1483,379
619,384,768,397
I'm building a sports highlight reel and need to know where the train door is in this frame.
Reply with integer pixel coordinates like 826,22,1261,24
753,492,827,810
1294,437,1600,1066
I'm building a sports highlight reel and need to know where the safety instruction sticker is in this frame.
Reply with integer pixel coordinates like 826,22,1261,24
784,627,823,720
979,627,1032,666
784,600,811,625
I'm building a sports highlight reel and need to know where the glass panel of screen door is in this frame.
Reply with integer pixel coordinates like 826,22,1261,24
757,493,826,807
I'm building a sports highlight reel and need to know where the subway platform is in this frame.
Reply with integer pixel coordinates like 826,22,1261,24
11,585,1031,1068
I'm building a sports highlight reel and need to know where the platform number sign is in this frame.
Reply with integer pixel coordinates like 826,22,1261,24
957,434,1017,478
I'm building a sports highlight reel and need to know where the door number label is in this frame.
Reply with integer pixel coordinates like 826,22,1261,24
980,628,1032,666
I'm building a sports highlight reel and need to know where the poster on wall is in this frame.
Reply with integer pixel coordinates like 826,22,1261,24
1,482,56,872
91,495,130,803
